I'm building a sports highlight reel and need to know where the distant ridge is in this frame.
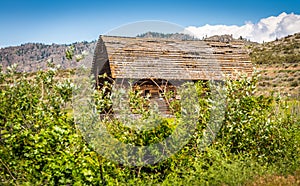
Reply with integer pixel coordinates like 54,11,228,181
0,41,96,72
0,32,299,74
136,31,255,43
137,31,199,40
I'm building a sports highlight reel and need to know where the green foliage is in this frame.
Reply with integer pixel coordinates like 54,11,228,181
65,46,75,60
0,64,102,185
0,64,299,185
218,74,299,165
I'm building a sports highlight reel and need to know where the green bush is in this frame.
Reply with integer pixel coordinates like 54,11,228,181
0,65,102,185
0,64,299,185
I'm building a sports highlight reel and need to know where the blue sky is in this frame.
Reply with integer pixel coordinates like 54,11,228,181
1,0,300,47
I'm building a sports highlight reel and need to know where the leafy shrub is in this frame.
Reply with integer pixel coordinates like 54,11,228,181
0,64,299,185
0,65,102,185
217,74,299,165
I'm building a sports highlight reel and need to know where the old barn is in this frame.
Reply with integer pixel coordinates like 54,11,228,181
92,35,253,114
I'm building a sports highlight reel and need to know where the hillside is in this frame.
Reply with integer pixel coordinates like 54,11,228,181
249,33,300,98
250,33,300,64
0,41,96,72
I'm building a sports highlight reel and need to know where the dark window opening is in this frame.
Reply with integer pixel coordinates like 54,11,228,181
159,90,164,98
144,90,150,97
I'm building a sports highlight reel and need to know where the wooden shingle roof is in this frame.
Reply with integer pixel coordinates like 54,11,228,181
92,35,252,82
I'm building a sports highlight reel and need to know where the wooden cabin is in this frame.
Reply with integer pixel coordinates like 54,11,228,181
92,35,252,114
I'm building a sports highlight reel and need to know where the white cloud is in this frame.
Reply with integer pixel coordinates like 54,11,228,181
184,12,300,43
